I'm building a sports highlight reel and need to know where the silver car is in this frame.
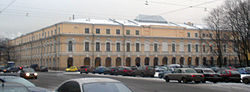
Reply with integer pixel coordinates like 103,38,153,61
163,68,205,83
55,78,133,92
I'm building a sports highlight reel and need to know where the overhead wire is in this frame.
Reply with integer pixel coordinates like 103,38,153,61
158,0,222,15
0,0,16,14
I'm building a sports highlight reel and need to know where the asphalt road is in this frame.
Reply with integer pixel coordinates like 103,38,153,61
25,71,250,92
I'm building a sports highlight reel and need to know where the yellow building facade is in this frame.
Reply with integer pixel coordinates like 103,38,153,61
9,15,238,70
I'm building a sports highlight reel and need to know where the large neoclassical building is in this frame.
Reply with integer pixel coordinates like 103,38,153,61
9,15,238,70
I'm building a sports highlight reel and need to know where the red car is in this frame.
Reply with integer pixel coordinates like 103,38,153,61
217,69,241,82
115,67,133,76
80,66,94,74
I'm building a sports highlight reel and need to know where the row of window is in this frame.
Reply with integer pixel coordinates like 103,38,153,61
85,28,140,35
68,41,228,53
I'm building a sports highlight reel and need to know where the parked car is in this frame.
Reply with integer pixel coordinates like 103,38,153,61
39,66,48,72
242,76,250,84
154,68,164,78
194,68,221,83
115,67,133,76
0,80,30,92
217,69,241,82
92,66,106,74
103,67,118,75
0,76,48,92
158,70,172,78
163,68,205,83
65,66,78,72
210,66,221,72
55,78,133,92
3,67,19,73
134,66,155,77
30,64,39,71
79,66,94,74
20,68,38,79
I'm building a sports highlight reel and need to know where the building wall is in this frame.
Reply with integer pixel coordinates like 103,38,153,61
9,22,238,70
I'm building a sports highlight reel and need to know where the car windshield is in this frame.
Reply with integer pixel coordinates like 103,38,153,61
203,70,215,73
2,77,35,87
83,82,132,92
185,69,197,73
230,71,240,74
23,68,35,72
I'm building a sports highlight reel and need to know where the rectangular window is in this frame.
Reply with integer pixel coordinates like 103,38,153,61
187,32,191,37
116,29,120,35
106,42,110,51
154,43,158,52
203,33,206,37
106,29,110,34
203,45,206,52
96,28,100,34
224,45,227,52
116,43,120,52
126,43,130,52
85,42,89,51
136,43,140,52
136,30,139,35
188,44,191,52
209,33,213,37
96,42,100,51
172,44,175,52
195,33,198,37
85,28,89,34
210,46,213,52
195,44,199,52
126,30,130,35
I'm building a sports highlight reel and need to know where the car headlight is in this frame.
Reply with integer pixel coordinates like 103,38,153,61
25,73,30,76
34,73,38,76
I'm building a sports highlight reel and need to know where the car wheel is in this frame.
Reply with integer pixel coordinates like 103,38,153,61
202,81,206,83
164,77,169,82
195,81,200,83
243,79,249,84
80,72,82,74
178,80,182,83
86,72,89,74
213,81,217,83
182,78,188,83
225,78,230,83
140,73,144,77
35,77,37,79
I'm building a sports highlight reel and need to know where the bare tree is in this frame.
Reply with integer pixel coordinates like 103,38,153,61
0,37,11,63
223,0,250,66
205,0,250,67
205,7,228,67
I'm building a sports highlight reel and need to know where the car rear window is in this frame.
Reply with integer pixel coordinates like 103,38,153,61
203,70,215,73
23,68,35,72
230,71,240,74
185,69,197,73
83,82,132,92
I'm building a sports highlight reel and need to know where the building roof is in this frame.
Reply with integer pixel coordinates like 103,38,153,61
135,14,168,23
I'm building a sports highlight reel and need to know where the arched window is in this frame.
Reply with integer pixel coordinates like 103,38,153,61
68,41,73,52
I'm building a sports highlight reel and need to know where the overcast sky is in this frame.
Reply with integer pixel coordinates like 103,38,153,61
0,0,225,39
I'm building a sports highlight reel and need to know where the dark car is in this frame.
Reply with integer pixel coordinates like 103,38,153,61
242,76,250,84
194,68,221,83
134,66,155,77
0,76,48,92
115,67,133,76
103,67,118,75
92,66,106,74
30,64,39,71
39,66,48,72
3,67,19,73
217,69,241,82
80,66,94,74
20,68,38,79
163,68,205,83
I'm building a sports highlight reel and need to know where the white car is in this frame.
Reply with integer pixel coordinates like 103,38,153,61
55,78,133,92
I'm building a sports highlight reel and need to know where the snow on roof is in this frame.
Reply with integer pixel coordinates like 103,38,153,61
135,14,168,23
176,24,197,29
65,18,207,30
68,18,120,25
